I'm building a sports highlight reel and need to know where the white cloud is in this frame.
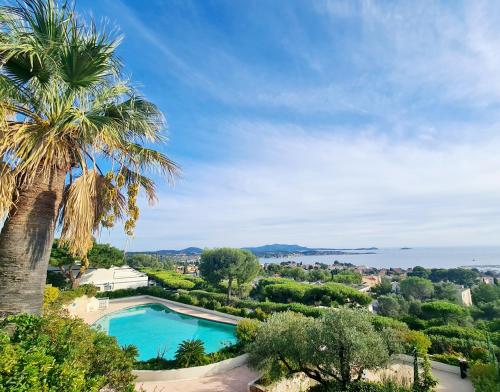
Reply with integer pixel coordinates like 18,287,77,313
104,122,500,250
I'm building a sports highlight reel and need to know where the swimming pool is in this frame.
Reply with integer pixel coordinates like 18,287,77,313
93,303,237,360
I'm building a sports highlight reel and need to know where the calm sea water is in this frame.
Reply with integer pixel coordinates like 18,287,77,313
260,247,500,269
93,303,236,360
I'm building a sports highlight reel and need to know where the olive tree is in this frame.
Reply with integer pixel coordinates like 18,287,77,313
248,309,390,389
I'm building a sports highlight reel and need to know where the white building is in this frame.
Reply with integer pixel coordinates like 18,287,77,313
79,265,148,292
458,287,473,307
480,276,495,285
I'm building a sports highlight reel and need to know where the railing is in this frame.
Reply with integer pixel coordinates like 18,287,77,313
97,297,109,310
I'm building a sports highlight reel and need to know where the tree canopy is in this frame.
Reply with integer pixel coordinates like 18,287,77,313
49,240,124,287
199,248,260,300
248,309,390,388
400,277,434,300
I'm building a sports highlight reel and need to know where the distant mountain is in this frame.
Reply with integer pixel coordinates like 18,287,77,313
243,244,310,253
131,244,378,257
130,247,203,255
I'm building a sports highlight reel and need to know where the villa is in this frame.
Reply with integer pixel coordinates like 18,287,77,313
79,265,149,292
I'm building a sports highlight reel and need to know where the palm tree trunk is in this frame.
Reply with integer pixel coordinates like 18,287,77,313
0,167,67,316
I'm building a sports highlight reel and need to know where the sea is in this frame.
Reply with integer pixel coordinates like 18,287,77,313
259,247,500,270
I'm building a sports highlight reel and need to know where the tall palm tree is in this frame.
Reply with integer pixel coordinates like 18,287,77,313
0,0,179,315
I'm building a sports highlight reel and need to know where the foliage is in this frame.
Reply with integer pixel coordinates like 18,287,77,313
0,0,179,257
174,339,207,368
135,343,243,370
420,301,467,324
309,380,412,392
199,248,260,300
424,325,487,342
43,285,60,310
372,316,408,332
408,266,429,279
280,266,307,281
330,270,363,285
308,268,332,282
236,318,261,344
247,309,390,388
430,353,461,366
428,268,479,287
255,278,372,306
377,295,403,318
0,313,135,391
400,278,434,300
413,354,438,392
46,270,69,289
87,243,125,268
371,277,393,296
404,330,431,355
432,282,459,303
427,335,487,358
142,269,203,290
49,240,125,286
126,253,175,270
472,284,500,305
469,362,499,392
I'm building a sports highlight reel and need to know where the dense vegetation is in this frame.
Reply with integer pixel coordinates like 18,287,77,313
0,313,136,391
246,309,437,392
142,269,204,290
254,277,371,306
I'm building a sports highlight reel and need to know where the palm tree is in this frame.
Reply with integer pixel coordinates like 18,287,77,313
0,0,179,315
174,339,207,368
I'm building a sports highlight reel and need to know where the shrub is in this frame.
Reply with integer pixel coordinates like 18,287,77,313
469,362,499,392
424,325,486,342
427,335,487,357
142,269,203,290
372,316,408,332
0,313,135,391
236,318,261,344
43,285,60,309
430,353,461,366
309,380,412,392
403,330,431,354
174,339,207,368
421,301,467,324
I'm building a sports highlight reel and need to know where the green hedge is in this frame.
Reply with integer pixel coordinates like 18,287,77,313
427,335,488,358
142,269,204,290
424,325,487,342
255,278,372,306
96,286,329,318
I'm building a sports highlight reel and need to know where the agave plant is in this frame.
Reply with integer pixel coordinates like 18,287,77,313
0,0,179,315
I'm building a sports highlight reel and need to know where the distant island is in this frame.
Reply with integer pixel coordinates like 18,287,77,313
131,244,378,258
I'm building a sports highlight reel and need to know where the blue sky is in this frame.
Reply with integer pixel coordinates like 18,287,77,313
77,0,500,250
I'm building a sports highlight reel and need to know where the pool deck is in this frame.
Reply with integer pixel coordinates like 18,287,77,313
136,365,259,392
78,295,240,325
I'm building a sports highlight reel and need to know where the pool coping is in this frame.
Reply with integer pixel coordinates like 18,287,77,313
79,295,242,325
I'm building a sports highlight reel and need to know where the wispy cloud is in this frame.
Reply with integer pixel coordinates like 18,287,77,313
82,0,500,249
104,121,500,250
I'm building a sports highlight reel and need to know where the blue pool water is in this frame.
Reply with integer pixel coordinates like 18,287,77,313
93,303,237,360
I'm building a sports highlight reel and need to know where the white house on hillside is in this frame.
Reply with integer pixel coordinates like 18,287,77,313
79,265,148,292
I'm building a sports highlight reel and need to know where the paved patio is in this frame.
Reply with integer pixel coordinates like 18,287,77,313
366,361,473,392
135,365,259,392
